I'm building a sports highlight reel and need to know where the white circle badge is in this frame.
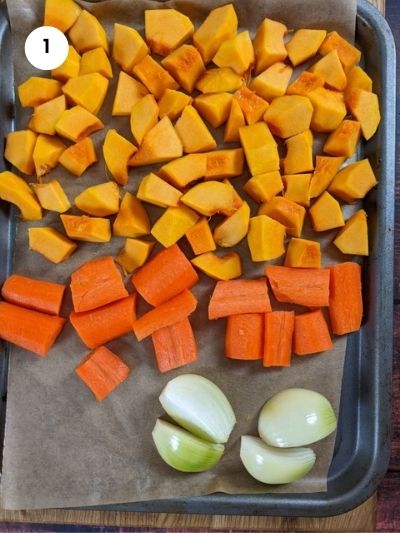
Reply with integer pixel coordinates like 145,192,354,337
25,26,69,70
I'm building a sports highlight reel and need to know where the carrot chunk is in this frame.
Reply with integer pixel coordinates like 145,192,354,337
1,274,65,315
294,309,333,355
263,311,294,367
208,279,271,320
329,262,363,334
152,318,197,372
225,313,264,360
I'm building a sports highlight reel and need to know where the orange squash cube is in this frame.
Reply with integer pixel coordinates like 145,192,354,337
346,88,381,140
284,238,321,268
18,77,62,108
258,196,306,237
283,173,312,207
145,9,194,56
309,191,344,231
113,23,148,72
158,89,192,121
328,159,378,202
250,62,293,101
323,120,361,158
132,55,179,99
196,67,243,94
186,218,216,255
59,137,97,177
159,154,207,189
234,86,269,125
204,149,244,180
264,95,313,138
319,31,361,72
69,10,109,54
286,71,324,96
309,155,345,199
253,18,288,74
51,45,81,82
243,171,283,203
283,130,314,175
239,122,279,176
162,45,205,92
212,31,255,75
194,92,233,128
286,29,327,66
307,87,347,132
80,47,113,79
224,98,246,142
309,49,347,91
29,95,66,136
333,209,368,256
112,72,148,117
175,106,216,153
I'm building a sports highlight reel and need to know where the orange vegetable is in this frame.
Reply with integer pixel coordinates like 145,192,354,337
133,290,197,341
208,279,271,320
75,345,130,401
265,265,330,307
70,294,136,349
131,244,198,307
294,309,333,355
0,301,65,356
263,311,295,367
152,318,197,373
70,256,128,313
225,313,263,360
1,274,65,316
329,262,363,335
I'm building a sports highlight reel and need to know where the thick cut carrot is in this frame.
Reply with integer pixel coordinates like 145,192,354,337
208,279,271,320
0,301,66,356
76,346,130,401
133,290,197,341
70,294,136,349
264,311,295,367
329,262,363,335
225,313,264,360
1,274,65,315
265,265,330,307
152,318,197,373
70,256,128,313
294,309,333,355
131,244,199,306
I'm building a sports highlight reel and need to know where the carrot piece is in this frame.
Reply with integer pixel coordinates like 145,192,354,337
263,311,295,367
133,290,197,341
1,274,65,315
70,256,128,313
70,294,136,349
75,346,130,401
225,313,264,360
294,309,333,355
329,262,363,335
132,244,199,306
265,265,330,307
0,301,66,356
208,279,272,320
152,318,197,373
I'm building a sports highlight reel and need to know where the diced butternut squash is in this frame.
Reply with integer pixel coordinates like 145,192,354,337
161,45,205,93
145,9,194,56
59,137,97,177
130,94,159,146
234,86,269,125
283,130,314,175
191,252,241,280
80,47,113,78
319,31,361,72
307,87,347,132
323,120,361,158
224,98,246,142
4,130,37,175
116,238,154,273
158,89,192,121
181,180,241,217
113,192,150,238
196,67,242,94
309,191,344,231
259,196,306,237
239,122,279,176
55,105,104,142
243,171,283,203
0,171,42,220
151,205,199,247
193,4,238,64
204,149,244,179
113,23,148,71
214,201,250,247
309,155,345,199
309,50,347,91
75,182,120,217
253,18,288,74
137,173,182,208
283,173,312,207
186,218,216,255
129,116,183,166
250,62,293,101
44,0,81,32
132,55,179,99
175,106,216,153
284,238,321,268
328,159,378,202
52,45,81,82
112,72,149,116
18,77,62,108
286,29,327,66
159,154,207,188
29,95,67,136
62,73,109,115
32,180,71,213
61,214,111,242
264,95,313,138
103,129,136,186
346,88,380,140
247,215,286,261
213,31,254,75
32,134,66,178
28,227,77,264
333,209,368,256
194,92,233,128
344,66,373,104
286,71,324,96
69,10,109,54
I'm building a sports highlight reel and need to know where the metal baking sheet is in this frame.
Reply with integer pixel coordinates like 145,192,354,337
0,0,396,516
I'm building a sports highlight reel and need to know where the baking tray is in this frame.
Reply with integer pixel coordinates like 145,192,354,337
0,0,396,517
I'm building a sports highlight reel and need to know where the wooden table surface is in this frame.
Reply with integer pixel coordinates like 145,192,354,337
0,0,398,531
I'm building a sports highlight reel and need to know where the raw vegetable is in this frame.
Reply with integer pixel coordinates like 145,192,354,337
239,122,279,176
208,279,271,320
294,309,333,355
62,73,109,115
4,130,37,175
214,201,250,248
286,29,326,66
264,95,313,138
28,227,77,264
132,55,178,99
113,192,150,238
333,210,368,256
191,252,241,280
225,313,263,360
263,311,294,367
61,214,111,243
151,205,199,248
44,0,82,33
69,10,109,54
29,95,66,136
103,129,137,185
185,218,216,256
0,171,42,221
258,196,305,238
284,238,321,268
247,215,286,262
32,180,71,214
253,18,287,74
152,318,197,373
58,137,97,177
329,262,363,335
174,106,217,153
116,239,154,274
162,45,204,94
74,182,120,217
113,23,148,72
32,134,66,178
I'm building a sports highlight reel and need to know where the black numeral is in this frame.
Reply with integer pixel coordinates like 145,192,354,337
43,38,49,53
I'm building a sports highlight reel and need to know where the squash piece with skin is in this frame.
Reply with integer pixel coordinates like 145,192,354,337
224,99,246,143
80,47,113,78
196,67,242,94
286,71,324,96
145,9,194,56
283,173,313,207
52,46,81,82
234,86,269,125
137,173,182,208
346,88,380,140
4,130,37,175
247,215,286,261
75,182,120,217
116,239,154,274
28,227,77,264
309,156,345,199
18,77,62,108
112,72,148,117
284,238,321,268
319,31,361,72
181,181,242,217
186,218,216,255
132,55,179,99
113,23,148,71
309,191,344,232
243,171,283,203
239,122,279,176
258,196,306,238
55,106,104,142
61,214,111,243
162,45,205,93
204,149,244,180
283,130,314,175
159,154,207,189
44,0,81,32
253,18,288,74
130,94,159,146
32,180,71,213
158,89,192,121
194,93,233,128
62,73,109,115
29,95,66,136
69,10,109,54
214,201,250,248
333,209,368,256
213,31,254,75
307,87,347,132
103,129,137,186
151,205,199,248
33,134,66,178
0,171,42,220
250,62,293,101
323,120,361,158
286,29,327,66
175,106,216,153
191,252,241,280
328,159,377,202
264,95,313,138
59,137,97,177
308,50,347,91
113,192,150,238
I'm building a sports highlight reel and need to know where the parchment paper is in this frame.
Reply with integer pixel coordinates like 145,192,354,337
1,0,357,510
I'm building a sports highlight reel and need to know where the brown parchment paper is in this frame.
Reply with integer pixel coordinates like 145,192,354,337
1,0,357,510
